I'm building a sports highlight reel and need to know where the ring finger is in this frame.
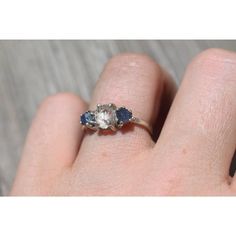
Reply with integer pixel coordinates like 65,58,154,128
76,53,169,164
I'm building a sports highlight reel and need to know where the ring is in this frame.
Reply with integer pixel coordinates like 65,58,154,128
80,103,152,134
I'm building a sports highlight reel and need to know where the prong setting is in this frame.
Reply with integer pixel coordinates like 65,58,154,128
110,125,117,131
130,117,136,122
117,121,124,128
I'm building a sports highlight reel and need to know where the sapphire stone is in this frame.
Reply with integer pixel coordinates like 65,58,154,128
116,107,132,123
80,112,95,125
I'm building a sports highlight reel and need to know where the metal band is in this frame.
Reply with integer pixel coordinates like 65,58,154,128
131,117,153,135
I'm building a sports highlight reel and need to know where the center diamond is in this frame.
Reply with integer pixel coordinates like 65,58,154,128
95,104,117,130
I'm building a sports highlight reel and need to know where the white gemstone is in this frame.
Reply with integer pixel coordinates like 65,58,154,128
95,104,117,129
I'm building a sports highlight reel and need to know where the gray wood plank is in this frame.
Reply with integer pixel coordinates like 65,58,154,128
0,40,235,195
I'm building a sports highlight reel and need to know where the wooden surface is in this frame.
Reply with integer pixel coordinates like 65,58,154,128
0,40,236,195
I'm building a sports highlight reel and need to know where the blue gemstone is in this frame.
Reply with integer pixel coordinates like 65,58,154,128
116,107,132,123
80,112,95,125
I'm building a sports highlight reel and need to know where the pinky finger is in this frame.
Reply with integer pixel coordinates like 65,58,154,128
11,93,87,195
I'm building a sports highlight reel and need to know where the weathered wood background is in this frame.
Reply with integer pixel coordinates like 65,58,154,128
0,40,235,195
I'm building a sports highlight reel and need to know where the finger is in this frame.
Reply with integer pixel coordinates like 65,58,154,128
155,49,236,188
11,93,87,195
77,53,167,163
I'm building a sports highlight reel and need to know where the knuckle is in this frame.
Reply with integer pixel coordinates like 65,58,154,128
196,48,231,61
195,48,236,64
105,53,161,74
190,48,236,84
39,93,85,110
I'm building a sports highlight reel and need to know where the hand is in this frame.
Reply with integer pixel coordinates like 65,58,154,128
11,49,236,195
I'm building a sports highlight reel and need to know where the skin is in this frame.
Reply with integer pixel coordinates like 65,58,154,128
11,48,236,196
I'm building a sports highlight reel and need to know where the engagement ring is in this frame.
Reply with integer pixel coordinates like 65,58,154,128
80,103,152,134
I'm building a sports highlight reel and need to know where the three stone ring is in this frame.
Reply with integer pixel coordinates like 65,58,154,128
80,103,152,134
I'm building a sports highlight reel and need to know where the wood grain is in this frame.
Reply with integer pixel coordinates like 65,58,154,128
0,40,235,195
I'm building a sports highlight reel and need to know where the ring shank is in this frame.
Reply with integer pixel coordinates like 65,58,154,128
131,117,153,135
